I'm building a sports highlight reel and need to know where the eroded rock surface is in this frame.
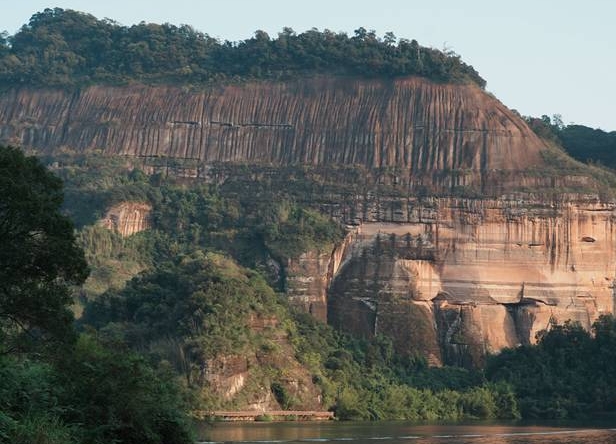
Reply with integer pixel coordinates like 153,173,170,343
326,198,616,367
2,76,614,366
0,77,547,192
101,202,152,237
204,314,323,411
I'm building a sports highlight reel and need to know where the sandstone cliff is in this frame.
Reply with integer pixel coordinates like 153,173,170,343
2,76,613,367
0,77,547,193
202,314,323,411
101,202,151,237
325,197,616,367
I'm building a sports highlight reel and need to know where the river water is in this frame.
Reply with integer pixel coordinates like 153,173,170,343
196,421,616,443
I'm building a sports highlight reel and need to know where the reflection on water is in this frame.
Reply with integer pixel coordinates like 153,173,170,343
196,421,616,444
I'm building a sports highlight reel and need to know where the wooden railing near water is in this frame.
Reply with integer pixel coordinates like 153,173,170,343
195,410,335,421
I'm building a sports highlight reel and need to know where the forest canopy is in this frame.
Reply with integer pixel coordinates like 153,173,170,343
0,8,486,88
525,114,616,170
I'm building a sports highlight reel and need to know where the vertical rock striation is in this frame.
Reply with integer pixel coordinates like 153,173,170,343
101,202,152,237
2,75,614,365
327,198,616,366
0,77,546,192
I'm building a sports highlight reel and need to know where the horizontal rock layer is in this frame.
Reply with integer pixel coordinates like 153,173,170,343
325,198,616,366
2,76,613,366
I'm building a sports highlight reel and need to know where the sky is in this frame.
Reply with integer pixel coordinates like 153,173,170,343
3,0,615,131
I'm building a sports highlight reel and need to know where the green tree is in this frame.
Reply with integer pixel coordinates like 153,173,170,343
0,146,88,353
57,334,193,444
486,318,616,419
558,124,616,169
0,145,194,443
82,251,281,385
0,8,486,87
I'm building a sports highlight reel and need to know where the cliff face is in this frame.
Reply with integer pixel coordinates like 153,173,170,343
101,202,151,237
2,76,613,366
285,236,353,322
0,77,545,192
326,198,616,367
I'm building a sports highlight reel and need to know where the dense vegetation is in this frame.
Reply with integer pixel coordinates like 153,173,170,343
559,125,616,170
81,252,520,421
0,147,88,354
83,252,286,382
526,114,616,170
487,316,616,419
0,8,485,88
47,153,347,297
39,148,616,423
291,315,519,420
39,151,520,421
3,8,616,432
0,147,193,443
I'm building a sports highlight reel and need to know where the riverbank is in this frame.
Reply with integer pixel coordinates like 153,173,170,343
194,410,335,422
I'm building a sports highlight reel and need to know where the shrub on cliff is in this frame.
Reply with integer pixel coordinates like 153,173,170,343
56,159,345,296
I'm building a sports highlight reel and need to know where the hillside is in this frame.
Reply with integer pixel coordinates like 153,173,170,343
524,115,616,170
3,7,616,422
3,58,616,367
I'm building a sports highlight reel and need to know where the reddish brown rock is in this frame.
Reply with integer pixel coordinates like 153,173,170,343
2,76,613,367
326,198,616,367
0,77,547,192
204,316,324,411
205,355,250,401
100,202,152,237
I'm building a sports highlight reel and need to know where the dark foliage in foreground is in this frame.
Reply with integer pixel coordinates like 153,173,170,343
0,145,193,444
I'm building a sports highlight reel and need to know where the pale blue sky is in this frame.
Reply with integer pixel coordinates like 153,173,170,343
3,0,615,130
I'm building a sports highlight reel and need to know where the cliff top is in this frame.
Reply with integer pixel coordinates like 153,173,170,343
0,8,485,88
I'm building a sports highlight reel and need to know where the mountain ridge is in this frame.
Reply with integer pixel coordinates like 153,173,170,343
0,8,485,88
